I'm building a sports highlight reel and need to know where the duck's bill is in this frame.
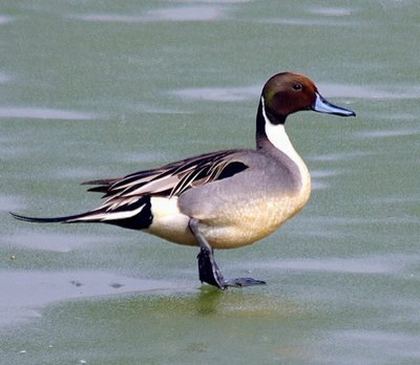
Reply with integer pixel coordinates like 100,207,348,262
312,93,356,117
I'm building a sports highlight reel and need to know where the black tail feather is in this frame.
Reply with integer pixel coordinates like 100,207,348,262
10,211,95,224
81,178,116,186
86,186,109,193
81,178,117,194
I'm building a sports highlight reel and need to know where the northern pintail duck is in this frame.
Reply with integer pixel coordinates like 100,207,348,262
12,72,355,289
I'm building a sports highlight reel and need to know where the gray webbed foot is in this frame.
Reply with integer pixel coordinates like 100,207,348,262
197,247,266,290
190,218,266,290
223,277,266,288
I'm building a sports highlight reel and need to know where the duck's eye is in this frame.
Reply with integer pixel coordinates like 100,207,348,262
292,83,303,91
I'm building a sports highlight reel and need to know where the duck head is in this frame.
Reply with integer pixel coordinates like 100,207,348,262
260,72,355,124
256,72,355,148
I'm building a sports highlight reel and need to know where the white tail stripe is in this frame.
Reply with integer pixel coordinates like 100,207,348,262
100,204,146,220
74,204,146,222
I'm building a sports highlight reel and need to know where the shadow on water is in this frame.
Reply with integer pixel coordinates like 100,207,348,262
1,286,316,364
191,286,304,319
194,287,225,315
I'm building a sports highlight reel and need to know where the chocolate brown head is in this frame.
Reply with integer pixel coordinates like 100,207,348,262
261,72,355,124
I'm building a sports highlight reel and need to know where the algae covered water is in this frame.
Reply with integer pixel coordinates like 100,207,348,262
1,1,420,364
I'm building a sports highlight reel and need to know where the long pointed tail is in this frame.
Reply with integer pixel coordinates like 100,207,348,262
10,196,153,230
9,211,98,224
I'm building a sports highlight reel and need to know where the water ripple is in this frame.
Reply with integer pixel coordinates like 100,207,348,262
74,5,227,23
311,169,341,190
319,83,420,100
0,107,96,120
4,232,113,252
260,17,358,27
308,7,354,17
354,128,420,138
172,86,258,102
173,83,420,103
0,15,13,25
0,195,24,212
308,151,371,162
0,72,11,84
253,254,416,275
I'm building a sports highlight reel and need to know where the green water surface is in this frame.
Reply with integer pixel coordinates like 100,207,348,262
1,1,420,364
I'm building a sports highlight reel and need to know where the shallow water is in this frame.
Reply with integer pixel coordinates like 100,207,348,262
1,1,420,364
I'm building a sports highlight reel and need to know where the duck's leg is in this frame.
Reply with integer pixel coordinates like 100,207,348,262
188,218,225,288
188,218,266,289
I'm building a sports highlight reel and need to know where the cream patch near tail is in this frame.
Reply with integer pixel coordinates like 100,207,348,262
146,197,196,245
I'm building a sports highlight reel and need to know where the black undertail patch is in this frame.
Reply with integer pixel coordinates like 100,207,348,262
106,196,153,230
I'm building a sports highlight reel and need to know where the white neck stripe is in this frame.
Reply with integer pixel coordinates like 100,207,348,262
261,96,270,125
260,96,305,171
